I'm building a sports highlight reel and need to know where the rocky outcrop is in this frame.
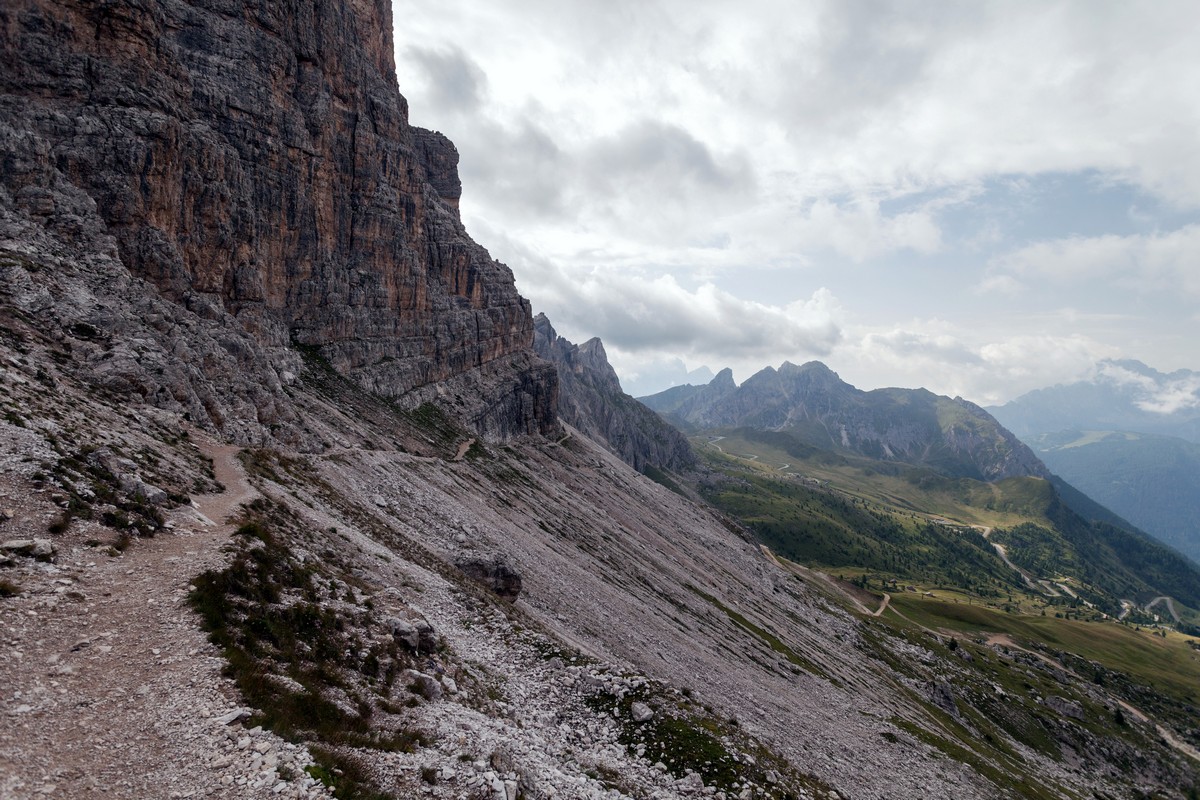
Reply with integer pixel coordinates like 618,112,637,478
0,0,555,439
534,314,695,473
643,361,1048,481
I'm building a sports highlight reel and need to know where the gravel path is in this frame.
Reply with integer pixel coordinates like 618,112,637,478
0,438,331,799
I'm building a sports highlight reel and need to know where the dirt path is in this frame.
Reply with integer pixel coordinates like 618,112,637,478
452,438,476,462
0,438,330,799
975,525,1051,595
1146,596,1181,623
760,545,889,617
195,442,258,522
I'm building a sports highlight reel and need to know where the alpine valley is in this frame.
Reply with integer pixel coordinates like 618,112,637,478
1,4,1199,800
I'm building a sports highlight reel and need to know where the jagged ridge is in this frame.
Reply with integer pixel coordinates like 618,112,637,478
533,313,694,473
643,361,1048,481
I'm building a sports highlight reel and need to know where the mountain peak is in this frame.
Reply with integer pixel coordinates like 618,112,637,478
711,367,736,388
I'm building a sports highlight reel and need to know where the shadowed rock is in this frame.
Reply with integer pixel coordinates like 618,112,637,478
456,555,522,600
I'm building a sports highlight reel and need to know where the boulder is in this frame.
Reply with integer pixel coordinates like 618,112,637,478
387,617,419,650
630,701,654,723
406,670,443,701
415,619,438,652
1,538,55,561
456,555,522,600
925,680,959,718
1045,695,1085,721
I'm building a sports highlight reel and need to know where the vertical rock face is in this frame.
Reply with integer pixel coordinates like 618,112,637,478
0,0,555,437
534,314,695,472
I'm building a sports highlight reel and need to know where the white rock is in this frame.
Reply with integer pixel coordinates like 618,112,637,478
630,702,654,723
215,708,251,726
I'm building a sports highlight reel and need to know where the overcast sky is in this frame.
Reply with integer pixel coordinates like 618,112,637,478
392,0,1200,404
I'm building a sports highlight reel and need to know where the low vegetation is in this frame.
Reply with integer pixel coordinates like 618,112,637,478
584,678,828,798
189,499,430,799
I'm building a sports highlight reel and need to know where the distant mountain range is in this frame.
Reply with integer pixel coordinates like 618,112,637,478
990,359,1200,442
641,360,1047,482
989,363,1200,564
637,359,1200,610
1024,431,1200,563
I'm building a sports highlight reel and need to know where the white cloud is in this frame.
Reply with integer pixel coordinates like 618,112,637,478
786,199,942,262
976,274,1024,295
393,0,1200,400
845,321,1111,404
475,220,843,365
985,225,1200,296
1097,362,1200,415
1135,379,1200,415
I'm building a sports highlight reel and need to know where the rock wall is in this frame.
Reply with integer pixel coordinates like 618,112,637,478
0,0,555,438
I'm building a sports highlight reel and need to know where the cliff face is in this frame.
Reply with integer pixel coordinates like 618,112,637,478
0,0,555,438
533,313,695,472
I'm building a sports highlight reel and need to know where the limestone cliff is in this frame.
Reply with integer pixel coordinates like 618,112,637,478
0,0,555,439
533,313,694,473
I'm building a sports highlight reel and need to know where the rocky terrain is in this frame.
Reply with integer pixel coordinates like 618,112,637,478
533,314,694,473
642,361,1048,481
1,2,1197,799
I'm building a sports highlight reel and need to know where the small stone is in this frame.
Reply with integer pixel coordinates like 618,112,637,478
630,702,654,723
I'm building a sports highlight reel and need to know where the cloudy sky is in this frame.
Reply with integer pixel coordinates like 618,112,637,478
392,0,1200,404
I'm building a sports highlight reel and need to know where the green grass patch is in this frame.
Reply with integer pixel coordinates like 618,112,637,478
584,680,825,798
189,500,428,799
889,593,1200,725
